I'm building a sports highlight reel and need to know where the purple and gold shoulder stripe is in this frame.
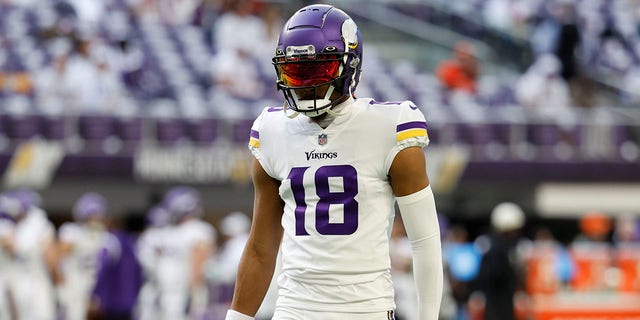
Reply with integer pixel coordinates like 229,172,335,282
396,121,428,141
249,130,260,148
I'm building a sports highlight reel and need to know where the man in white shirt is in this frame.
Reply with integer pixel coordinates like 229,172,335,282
157,186,216,320
0,190,57,320
57,192,111,320
225,4,443,320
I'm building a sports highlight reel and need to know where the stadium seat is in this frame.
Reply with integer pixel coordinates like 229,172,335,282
188,118,219,145
155,118,189,145
231,119,255,145
78,116,115,140
457,122,498,159
117,117,143,142
0,114,6,136
42,115,67,141
116,117,143,154
5,114,43,140
78,116,117,154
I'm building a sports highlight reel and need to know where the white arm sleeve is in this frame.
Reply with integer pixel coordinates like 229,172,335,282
225,310,254,320
396,185,443,320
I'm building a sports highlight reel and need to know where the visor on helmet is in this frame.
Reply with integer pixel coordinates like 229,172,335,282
276,56,341,88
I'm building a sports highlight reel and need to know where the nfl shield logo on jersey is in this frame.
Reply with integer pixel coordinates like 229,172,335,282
318,133,328,145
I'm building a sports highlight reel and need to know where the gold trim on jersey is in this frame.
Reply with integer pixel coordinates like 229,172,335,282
249,137,260,148
396,128,428,141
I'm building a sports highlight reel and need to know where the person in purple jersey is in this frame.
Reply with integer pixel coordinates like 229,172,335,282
90,216,143,320
226,4,443,320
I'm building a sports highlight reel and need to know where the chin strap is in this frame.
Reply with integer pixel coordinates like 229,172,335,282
324,95,350,117
325,104,345,117
282,100,300,119
282,93,350,119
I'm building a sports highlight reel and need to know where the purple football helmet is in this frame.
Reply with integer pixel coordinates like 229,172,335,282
73,192,108,222
0,192,26,220
146,205,172,228
273,4,363,117
163,186,203,219
12,188,43,208
0,189,43,220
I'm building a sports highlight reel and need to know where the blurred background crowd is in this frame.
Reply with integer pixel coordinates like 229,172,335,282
1,0,640,319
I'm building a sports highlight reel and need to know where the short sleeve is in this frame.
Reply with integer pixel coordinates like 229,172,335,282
0,220,13,237
394,101,430,151
247,107,278,179
59,222,80,243
185,220,216,246
248,108,268,160
248,113,263,153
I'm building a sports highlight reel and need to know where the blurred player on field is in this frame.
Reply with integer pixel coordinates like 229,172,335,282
136,204,173,320
90,213,143,320
57,192,111,320
208,211,252,318
473,202,527,320
156,186,216,320
0,189,57,320
0,196,18,320
226,4,442,320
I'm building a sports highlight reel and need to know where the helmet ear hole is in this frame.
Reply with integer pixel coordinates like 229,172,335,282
350,57,360,69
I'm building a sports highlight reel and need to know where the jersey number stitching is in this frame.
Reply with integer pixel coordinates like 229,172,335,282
287,165,359,236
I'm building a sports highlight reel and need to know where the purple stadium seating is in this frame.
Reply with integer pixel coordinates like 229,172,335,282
5,114,42,140
117,117,143,142
0,115,6,136
78,116,117,154
42,116,67,140
232,119,254,145
116,117,143,154
78,116,116,140
528,124,561,146
188,118,219,145
155,118,188,145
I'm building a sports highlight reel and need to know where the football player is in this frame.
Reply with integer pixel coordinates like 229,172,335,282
136,204,172,320
208,211,253,318
0,190,57,320
0,195,18,320
57,192,112,320
226,4,443,320
156,186,216,320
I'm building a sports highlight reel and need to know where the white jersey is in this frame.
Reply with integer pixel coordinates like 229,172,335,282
248,97,429,312
156,219,215,320
210,233,249,283
58,222,109,282
136,225,172,320
157,219,216,291
57,222,110,320
0,219,15,276
137,225,172,282
12,208,57,320
0,219,16,320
